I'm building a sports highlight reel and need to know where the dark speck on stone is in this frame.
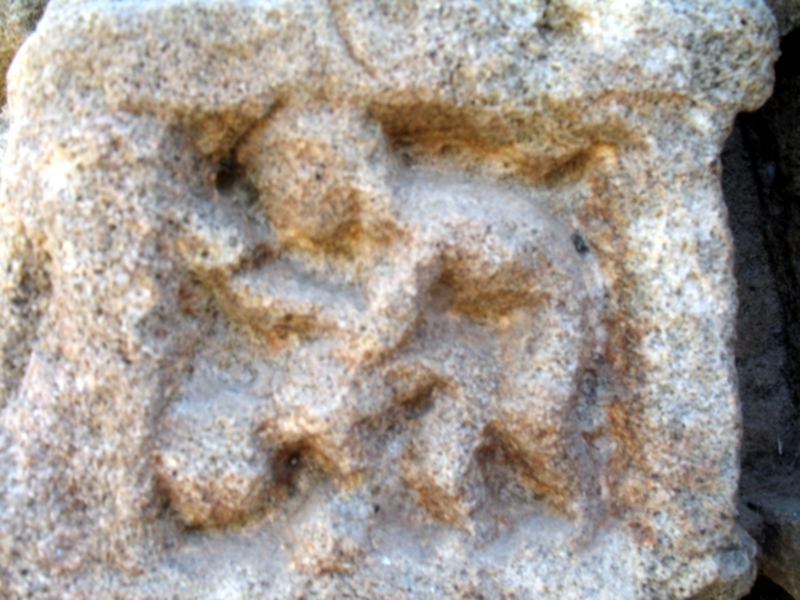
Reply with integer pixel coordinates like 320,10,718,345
571,233,590,255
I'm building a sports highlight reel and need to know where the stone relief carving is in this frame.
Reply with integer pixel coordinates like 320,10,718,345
154,105,602,549
0,0,779,598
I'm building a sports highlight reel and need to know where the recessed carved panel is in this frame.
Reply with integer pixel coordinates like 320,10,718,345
154,105,602,548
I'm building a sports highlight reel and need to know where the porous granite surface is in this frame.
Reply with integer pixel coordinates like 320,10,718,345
0,0,780,598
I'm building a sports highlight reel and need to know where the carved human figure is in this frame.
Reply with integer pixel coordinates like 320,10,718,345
154,103,598,543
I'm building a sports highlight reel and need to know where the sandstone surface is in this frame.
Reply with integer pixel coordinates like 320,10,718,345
0,0,779,598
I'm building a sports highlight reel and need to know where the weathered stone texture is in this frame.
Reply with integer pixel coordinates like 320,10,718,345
0,1,779,598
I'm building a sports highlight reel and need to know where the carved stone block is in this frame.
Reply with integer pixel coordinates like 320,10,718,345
0,1,779,597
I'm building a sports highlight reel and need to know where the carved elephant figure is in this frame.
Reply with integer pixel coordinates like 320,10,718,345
155,104,600,537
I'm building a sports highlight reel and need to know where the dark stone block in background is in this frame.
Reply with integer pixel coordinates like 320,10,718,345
743,575,795,600
724,25,800,600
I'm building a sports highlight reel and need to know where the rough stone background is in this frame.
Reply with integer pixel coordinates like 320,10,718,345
727,18,800,600
0,1,798,598
765,0,800,35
